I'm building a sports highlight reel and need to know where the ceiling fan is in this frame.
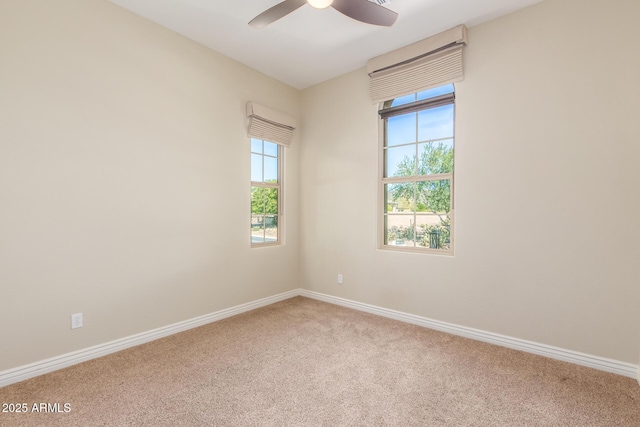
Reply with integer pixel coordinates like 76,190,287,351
249,0,398,29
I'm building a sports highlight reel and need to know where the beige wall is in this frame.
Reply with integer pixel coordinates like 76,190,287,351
0,0,300,370
1,0,639,374
300,0,640,364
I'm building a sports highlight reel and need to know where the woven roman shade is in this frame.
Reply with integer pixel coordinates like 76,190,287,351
246,102,297,146
367,25,468,103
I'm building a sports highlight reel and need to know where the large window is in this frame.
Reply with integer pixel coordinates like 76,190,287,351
380,84,455,253
251,138,281,246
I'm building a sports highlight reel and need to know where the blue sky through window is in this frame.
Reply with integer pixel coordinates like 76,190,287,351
251,138,278,183
418,104,454,141
390,83,455,107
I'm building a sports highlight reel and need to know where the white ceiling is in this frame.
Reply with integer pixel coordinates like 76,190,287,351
107,0,542,89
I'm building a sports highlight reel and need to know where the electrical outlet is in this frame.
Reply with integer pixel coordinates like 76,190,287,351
71,313,83,329
338,274,343,284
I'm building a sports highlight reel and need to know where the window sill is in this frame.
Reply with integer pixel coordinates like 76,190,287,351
378,244,453,256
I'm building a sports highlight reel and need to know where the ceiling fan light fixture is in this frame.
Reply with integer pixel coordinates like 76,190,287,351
307,0,334,10
249,0,397,29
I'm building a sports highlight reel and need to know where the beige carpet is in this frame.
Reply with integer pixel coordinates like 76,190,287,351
1,296,638,426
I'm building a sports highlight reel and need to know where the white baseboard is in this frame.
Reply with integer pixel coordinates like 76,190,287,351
299,289,639,380
2,288,637,388
0,289,299,388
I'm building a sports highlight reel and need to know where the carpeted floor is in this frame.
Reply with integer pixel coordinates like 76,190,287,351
1,296,639,426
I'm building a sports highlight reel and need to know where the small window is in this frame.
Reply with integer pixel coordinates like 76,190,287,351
251,138,281,246
379,84,455,253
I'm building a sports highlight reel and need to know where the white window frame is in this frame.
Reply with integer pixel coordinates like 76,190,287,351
250,138,283,247
378,89,455,255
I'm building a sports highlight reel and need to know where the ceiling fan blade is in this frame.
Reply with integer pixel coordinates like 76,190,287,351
331,0,398,27
249,0,308,28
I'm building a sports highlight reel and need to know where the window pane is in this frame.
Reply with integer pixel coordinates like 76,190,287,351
417,140,454,175
264,188,278,215
251,187,278,214
264,156,278,183
387,112,416,147
384,214,415,247
264,141,278,157
251,153,263,182
416,84,454,101
251,187,278,244
385,182,415,213
416,213,450,249
251,138,263,154
418,104,454,141
385,145,416,178
251,215,266,244
415,180,450,214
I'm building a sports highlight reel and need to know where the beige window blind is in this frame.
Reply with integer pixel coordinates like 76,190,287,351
367,25,468,104
246,102,297,146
